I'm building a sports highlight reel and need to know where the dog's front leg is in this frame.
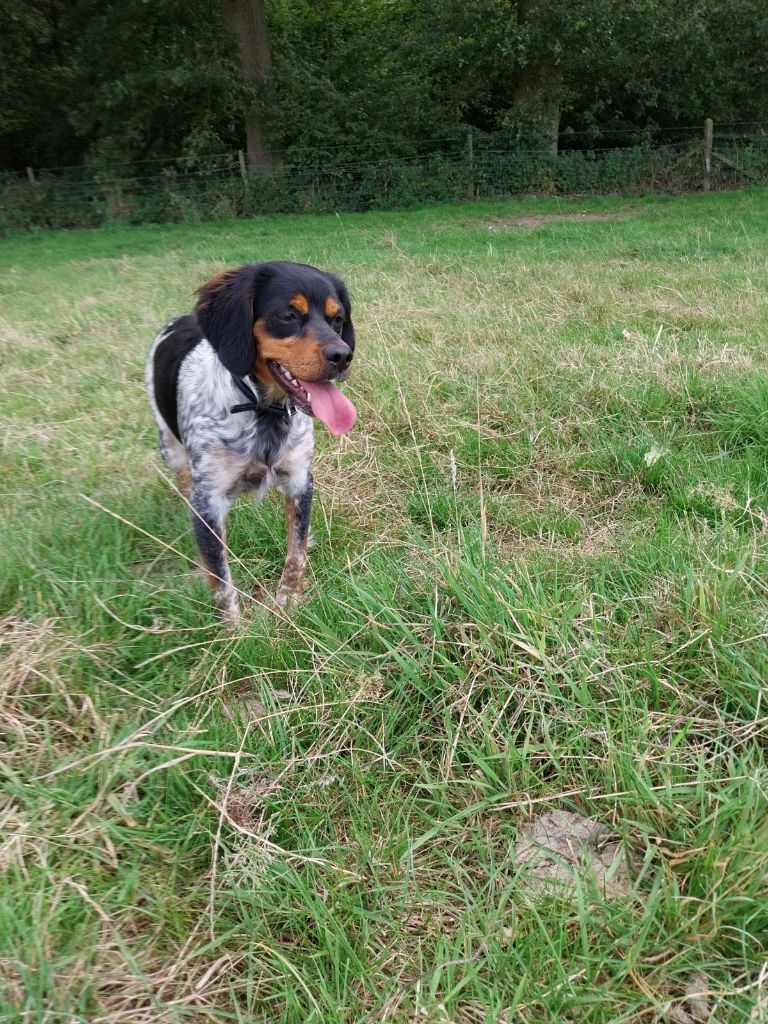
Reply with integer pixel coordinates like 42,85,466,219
190,484,239,622
276,475,313,608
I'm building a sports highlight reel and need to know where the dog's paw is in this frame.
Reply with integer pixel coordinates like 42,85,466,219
220,605,241,627
213,588,240,626
274,586,305,611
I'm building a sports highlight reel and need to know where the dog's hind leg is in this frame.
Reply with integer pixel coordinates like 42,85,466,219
157,427,192,497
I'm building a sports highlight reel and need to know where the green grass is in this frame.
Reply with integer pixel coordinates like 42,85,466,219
1,189,767,1023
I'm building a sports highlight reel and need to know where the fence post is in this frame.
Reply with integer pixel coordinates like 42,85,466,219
467,131,474,201
26,166,36,184
238,149,249,193
703,118,713,192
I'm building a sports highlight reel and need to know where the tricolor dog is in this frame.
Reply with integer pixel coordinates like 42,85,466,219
145,262,356,620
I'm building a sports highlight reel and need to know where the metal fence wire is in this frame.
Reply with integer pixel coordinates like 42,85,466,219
2,124,766,233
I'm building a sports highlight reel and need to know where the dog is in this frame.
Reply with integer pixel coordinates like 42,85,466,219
145,261,357,621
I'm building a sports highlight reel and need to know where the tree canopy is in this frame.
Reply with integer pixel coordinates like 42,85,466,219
1,0,766,173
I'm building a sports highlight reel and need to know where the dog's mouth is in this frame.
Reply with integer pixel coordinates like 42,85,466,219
267,360,312,413
266,360,356,436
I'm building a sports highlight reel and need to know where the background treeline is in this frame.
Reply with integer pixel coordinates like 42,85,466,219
2,0,767,175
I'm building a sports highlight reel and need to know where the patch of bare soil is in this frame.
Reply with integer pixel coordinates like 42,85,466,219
513,817,713,1017
485,212,620,229
514,809,637,899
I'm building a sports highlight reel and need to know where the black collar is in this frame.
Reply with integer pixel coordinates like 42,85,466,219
230,375,295,422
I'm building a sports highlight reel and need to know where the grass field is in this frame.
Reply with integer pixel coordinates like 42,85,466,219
1,190,767,1023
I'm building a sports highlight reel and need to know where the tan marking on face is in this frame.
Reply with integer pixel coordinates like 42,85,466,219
289,294,309,316
252,321,329,392
324,296,341,319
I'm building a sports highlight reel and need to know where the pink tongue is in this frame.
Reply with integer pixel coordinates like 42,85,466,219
297,379,357,436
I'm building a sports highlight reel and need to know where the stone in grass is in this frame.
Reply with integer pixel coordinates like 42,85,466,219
514,809,636,899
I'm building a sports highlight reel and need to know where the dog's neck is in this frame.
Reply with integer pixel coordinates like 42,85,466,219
230,374,295,422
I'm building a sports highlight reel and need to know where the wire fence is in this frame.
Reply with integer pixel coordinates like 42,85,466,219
2,123,766,233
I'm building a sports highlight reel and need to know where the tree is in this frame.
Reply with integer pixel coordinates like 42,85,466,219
0,0,247,172
512,0,562,154
221,0,280,172
1,0,767,177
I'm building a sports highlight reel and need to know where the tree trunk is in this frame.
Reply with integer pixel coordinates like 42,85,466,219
222,0,280,173
513,62,561,156
513,0,561,156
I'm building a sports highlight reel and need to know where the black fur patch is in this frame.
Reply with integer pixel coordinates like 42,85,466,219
295,475,313,543
153,315,203,441
190,490,229,588
252,406,292,467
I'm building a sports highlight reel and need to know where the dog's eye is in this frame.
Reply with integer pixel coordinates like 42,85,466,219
278,310,299,324
331,314,344,332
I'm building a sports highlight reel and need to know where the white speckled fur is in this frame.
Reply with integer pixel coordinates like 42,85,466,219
146,317,314,620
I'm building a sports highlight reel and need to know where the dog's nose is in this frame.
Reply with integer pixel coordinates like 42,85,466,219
325,343,353,371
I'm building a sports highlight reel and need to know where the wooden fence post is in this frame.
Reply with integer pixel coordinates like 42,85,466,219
703,118,713,192
467,131,475,201
26,166,36,184
238,149,249,192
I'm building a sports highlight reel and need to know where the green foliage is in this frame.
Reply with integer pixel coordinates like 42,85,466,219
3,136,767,233
0,0,243,170
1,0,768,178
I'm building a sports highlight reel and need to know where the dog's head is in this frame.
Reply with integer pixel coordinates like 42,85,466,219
194,261,356,434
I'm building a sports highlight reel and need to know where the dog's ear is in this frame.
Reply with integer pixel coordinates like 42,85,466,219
327,273,355,352
194,264,276,376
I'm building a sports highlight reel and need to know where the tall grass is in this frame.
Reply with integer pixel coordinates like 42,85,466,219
1,190,767,1022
